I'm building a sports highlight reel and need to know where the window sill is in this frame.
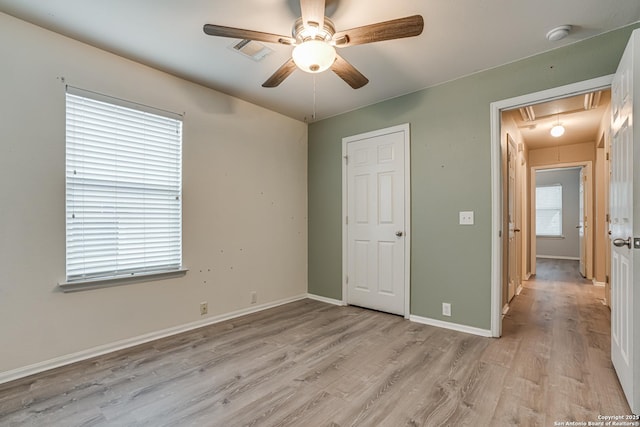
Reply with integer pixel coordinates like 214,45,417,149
58,268,188,293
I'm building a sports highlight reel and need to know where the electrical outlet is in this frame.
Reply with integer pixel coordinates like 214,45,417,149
200,302,208,316
442,303,451,317
250,291,257,304
459,211,474,225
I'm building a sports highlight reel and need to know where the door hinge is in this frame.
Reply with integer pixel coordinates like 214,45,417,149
606,152,609,161
344,155,348,164
345,216,348,225
346,275,349,284
606,274,609,284
606,213,610,222
499,230,502,237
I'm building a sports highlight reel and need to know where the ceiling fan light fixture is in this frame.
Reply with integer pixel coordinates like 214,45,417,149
292,40,336,73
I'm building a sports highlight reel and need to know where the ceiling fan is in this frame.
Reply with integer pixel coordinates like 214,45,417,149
203,0,424,89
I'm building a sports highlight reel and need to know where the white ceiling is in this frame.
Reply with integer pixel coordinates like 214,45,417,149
1,0,639,122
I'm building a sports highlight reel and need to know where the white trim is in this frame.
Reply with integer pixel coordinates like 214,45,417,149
409,315,492,338
502,304,510,315
593,280,606,287
307,293,346,306
342,134,348,309
516,284,524,295
0,294,307,385
342,123,411,319
536,255,580,260
59,268,188,292
532,161,594,280
490,74,613,338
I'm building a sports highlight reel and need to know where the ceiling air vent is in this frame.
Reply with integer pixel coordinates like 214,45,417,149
584,91,602,110
518,105,536,122
230,39,273,62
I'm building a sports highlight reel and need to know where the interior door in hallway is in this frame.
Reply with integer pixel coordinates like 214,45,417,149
507,134,520,302
344,125,409,316
610,28,639,414
579,167,586,277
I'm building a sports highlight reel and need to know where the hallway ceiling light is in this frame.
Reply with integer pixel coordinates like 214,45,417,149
550,114,565,137
550,124,565,137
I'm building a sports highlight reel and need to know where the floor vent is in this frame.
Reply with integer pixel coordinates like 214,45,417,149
230,39,273,62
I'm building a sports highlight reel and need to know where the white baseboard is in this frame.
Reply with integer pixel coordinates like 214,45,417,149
524,272,532,280
536,255,580,260
0,293,308,385
592,279,606,287
409,315,492,338
306,293,346,306
310,297,492,337
502,304,510,315
516,284,523,295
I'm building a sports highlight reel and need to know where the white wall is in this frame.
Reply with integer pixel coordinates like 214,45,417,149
535,168,581,259
0,13,308,376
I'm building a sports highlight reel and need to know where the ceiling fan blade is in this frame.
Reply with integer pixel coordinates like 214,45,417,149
331,54,369,89
203,24,295,45
333,15,424,47
300,0,326,30
262,58,298,88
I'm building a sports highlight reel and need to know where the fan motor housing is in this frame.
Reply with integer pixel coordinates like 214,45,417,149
293,17,335,43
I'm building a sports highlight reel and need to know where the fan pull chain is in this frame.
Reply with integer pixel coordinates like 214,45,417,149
312,75,317,121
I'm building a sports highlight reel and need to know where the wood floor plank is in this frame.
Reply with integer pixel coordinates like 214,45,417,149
0,260,632,426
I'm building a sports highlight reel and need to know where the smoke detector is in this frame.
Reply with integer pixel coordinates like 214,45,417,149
546,25,571,42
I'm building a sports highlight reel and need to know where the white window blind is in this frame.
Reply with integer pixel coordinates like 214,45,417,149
65,88,183,283
536,185,562,236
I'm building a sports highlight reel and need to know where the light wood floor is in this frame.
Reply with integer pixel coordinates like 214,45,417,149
0,259,631,426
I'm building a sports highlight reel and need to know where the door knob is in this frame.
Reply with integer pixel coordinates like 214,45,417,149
514,228,521,232
613,237,631,249
395,231,403,237
576,225,582,229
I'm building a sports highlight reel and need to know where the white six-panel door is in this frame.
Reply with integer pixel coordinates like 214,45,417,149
610,28,638,414
343,125,410,316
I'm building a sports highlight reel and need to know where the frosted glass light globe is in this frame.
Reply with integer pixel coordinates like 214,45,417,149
292,40,336,73
550,124,565,137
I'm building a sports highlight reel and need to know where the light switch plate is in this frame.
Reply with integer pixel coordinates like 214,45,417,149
459,211,474,225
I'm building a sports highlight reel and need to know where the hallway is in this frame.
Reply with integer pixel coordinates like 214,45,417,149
494,258,631,424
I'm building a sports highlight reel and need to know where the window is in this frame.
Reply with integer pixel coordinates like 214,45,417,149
536,184,562,237
64,87,183,285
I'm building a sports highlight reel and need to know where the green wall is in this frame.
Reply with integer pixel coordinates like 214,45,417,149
308,24,640,330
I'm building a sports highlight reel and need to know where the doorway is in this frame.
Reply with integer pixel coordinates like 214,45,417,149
490,75,613,336
500,91,607,318
532,164,593,278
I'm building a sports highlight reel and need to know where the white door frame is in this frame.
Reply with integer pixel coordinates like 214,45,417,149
342,123,411,318
529,163,593,276
490,75,613,337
